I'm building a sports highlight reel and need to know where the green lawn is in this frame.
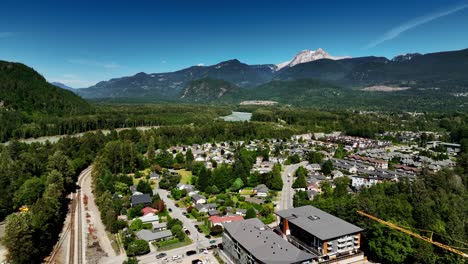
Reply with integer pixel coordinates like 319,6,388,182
178,169,192,184
199,224,211,235
152,236,192,251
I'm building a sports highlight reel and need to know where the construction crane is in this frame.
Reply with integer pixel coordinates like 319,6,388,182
356,210,468,258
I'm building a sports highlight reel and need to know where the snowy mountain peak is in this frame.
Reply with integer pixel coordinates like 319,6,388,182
276,48,351,70
391,53,422,62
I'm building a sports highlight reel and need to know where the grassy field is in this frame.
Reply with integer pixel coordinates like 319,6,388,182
178,169,192,184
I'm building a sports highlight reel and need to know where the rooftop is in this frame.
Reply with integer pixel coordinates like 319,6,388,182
223,218,314,264
209,215,244,224
276,205,363,240
136,229,172,242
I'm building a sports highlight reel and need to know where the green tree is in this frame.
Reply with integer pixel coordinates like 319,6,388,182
2,212,40,264
130,219,143,231
292,172,307,189
175,152,185,164
307,151,324,164
126,239,150,256
268,164,283,190
13,177,45,208
321,160,334,175
185,149,194,168
245,208,257,219
147,137,155,162
136,180,152,194
196,166,211,192
230,178,244,191
155,150,173,168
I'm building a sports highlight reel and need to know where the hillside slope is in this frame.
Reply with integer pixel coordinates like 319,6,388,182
180,78,241,103
0,61,90,115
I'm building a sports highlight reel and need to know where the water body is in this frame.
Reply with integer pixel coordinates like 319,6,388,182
220,111,252,122
2,126,159,145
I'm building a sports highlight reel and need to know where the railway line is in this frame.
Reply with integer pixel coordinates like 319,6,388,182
46,166,92,264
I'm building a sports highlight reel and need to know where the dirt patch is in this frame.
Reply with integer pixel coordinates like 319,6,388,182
361,85,410,92
0,222,7,263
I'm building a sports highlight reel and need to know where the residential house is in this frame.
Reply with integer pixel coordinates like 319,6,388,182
195,203,217,213
235,209,247,216
141,207,157,216
253,184,269,197
152,222,167,232
130,194,151,207
136,229,173,242
138,213,159,223
191,193,206,204
209,215,244,227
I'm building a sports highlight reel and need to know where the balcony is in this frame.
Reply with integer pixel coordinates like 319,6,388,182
337,238,347,243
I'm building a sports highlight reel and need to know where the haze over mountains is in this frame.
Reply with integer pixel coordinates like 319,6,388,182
74,48,468,103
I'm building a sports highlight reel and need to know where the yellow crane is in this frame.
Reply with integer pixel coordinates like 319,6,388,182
356,210,468,258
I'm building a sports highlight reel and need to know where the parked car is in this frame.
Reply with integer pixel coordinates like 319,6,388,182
192,259,203,264
172,255,181,260
207,245,217,250
217,243,223,250
156,253,167,259
175,204,179,207
209,240,216,244
186,250,196,256
185,230,191,235
205,235,211,239
168,208,172,212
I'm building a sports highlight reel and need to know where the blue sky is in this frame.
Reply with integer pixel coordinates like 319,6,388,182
1,0,468,88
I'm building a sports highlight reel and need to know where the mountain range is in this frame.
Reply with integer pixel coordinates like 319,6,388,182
75,48,468,102
51,82,76,91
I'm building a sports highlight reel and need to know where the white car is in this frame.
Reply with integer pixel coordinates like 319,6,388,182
172,255,181,260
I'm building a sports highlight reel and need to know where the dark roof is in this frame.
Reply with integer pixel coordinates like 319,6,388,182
208,210,220,216
254,184,269,193
223,218,314,264
136,229,172,242
191,193,206,201
131,194,151,205
276,205,363,240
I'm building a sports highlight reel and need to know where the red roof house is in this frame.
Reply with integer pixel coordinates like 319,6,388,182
209,215,244,227
142,207,158,216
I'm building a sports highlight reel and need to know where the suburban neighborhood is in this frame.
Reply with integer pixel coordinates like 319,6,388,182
108,130,460,263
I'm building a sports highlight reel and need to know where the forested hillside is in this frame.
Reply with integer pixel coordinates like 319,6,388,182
0,61,90,114
180,78,241,103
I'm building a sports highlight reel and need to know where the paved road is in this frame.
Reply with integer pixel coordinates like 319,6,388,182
279,162,308,211
100,186,221,264
154,188,215,248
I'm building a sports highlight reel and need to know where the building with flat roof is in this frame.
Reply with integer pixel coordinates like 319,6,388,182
275,206,364,263
223,218,314,264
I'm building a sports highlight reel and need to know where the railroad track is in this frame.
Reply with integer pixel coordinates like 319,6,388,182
76,191,83,264
46,166,92,264
68,193,76,264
